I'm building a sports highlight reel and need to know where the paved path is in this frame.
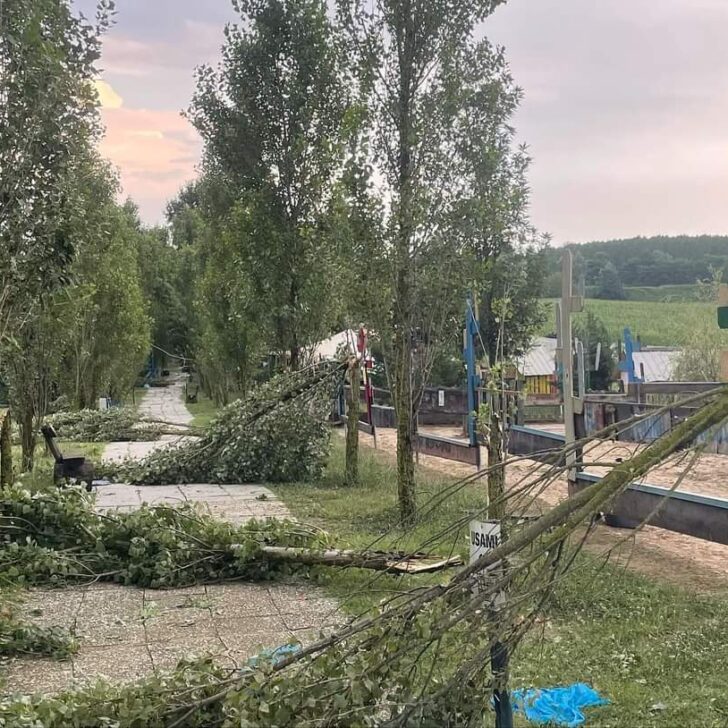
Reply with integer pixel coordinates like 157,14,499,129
103,375,193,463
3,377,339,696
96,483,289,522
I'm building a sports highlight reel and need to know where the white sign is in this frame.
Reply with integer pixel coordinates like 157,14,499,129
469,520,501,563
438,389,445,407
470,520,505,605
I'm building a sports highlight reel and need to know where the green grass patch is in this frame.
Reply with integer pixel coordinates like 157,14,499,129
275,438,728,726
10,440,105,493
539,298,713,346
276,438,486,614
186,391,222,428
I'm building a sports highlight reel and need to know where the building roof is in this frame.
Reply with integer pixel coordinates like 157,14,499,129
311,329,357,361
631,348,679,383
520,337,558,377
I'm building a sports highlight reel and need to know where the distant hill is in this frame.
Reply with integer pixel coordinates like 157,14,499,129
543,235,728,299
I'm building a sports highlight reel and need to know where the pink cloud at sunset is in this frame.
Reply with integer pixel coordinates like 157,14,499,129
80,0,728,240
96,82,201,222
83,13,233,225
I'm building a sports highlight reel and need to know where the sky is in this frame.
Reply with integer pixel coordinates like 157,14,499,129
78,0,728,243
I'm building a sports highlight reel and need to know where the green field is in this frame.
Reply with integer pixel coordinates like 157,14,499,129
623,284,700,302
539,298,715,347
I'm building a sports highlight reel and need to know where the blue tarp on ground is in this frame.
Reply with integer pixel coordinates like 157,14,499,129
247,642,301,668
512,683,608,727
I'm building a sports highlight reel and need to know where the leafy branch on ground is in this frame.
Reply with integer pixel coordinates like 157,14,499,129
0,486,331,589
99,363,345,485
0,588,77,660
45,407,189,443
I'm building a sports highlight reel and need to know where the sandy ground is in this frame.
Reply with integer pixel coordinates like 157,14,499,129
363,425,728,594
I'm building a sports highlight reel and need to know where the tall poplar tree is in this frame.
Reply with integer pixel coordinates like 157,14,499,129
336,0,510,521
188,0,351,370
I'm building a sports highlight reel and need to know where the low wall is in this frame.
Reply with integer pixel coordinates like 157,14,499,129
572,473,728,546
416,432,480,466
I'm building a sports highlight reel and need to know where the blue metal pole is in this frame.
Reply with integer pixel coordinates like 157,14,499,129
465,297,481,448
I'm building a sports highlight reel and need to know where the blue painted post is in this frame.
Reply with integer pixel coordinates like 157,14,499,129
621,327,642,384
465,297,481,450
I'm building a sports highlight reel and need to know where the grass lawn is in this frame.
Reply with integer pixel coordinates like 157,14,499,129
275,437,728,727
186,391,223,428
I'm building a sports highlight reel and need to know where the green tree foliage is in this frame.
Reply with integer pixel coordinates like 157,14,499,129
544,236,728,297
573,311,615,391
336,0,548,521
595,261,625,300
48,169,150,410
166,178,267,404
440,39,547,363
672,321,726,382
102,364,342,486
0,0,112,342
136,227,191,362
187,0,351,372
2,155,151,468
0,1,152,472
673,267,728,382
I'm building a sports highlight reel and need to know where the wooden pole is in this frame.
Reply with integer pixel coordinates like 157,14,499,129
345,358,360,487
558,251,583,492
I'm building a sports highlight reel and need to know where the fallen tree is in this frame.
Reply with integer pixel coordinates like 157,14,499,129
2,389,726,726
0,486,461,588
45,407,195,442
100,362,346,485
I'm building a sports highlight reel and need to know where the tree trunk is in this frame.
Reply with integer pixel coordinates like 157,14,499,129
0,410,12,488
345,359,360,486
486,402,513,728
391,0,417,524
393,343,416,523
21,407,35,472
259,546,461,573
487,408,505,521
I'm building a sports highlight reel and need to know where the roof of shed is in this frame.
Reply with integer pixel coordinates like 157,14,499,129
631,349,679,382
520,337,558,377
311,329,357,360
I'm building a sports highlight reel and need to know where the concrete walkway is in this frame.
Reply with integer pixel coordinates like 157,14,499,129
103,375,192,463
2,377,339,696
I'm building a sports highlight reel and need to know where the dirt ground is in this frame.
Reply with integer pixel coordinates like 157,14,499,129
361,425,728,595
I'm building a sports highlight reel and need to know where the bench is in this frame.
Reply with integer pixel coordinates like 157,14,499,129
41,424,95,492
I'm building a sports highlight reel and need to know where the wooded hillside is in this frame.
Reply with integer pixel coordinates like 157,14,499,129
543,235,728,298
